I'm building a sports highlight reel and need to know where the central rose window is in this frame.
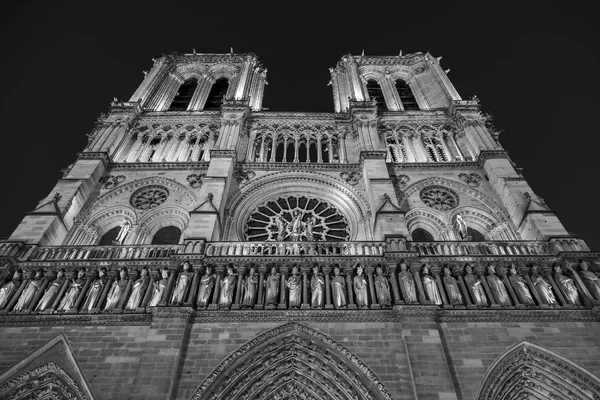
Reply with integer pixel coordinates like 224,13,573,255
245,196,350,242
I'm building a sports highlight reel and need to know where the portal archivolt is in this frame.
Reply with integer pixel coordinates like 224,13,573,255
191,322,393,400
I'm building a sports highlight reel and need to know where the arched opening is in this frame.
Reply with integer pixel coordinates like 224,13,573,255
169,78,198,111
285,142,295,162
98,226,121,245
395,79,419,110
467,227,485,241
275,142,284,162
204,78,229,110
151,226,182,245
412,228,434,242
309,142,318,162
298,142,307,162
321,141,330,163
366,80,387,110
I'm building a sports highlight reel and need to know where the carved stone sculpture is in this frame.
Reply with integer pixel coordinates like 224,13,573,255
57,269,86,311
443,266,463,305
104,268,129,311
148,267,169,307
422,264,442,305
219,266,236,309
125,268,150,310
13,269,44,312
486,265,511,306
287,266,302,309
81,267,107,311
310,266,324,309
374,266,392,308
354,265,369,309
0,269,23,310
398,262,417,304
115,219,131,245
242,266,258,308
197,266,215,309
35,269,66,312
508,265,535,305
265,267,279,307
531,266,556,305
554,265,580,305
331,267,347,309
171,261,192,305
579,261,600,300
463,264,487,306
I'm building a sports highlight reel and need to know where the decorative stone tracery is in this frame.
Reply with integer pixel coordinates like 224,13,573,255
130,185,170,210
420,185,459,211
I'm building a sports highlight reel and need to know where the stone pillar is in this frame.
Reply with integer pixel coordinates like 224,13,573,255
301,267,310,309
256,267,266,310
412,265,428,304
208,270,222,310
366,267,379,309
278,266,288,309
231,266,245,310
344,267,356,309
323,266,333,309
387,264,402,305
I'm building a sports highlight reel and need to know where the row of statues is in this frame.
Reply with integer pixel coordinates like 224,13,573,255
1,260,598,313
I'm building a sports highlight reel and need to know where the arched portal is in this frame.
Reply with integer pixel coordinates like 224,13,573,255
191,322,394,400
476,341,600,400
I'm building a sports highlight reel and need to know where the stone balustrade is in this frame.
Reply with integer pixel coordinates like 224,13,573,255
405,240,556,256
28,244,179,261
203,241,386,257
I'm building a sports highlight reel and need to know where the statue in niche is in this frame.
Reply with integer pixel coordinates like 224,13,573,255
331,266,347,309
125,268,150,311
289,210,304,241
374,266,392,308
57,269,86,311
275,217,286,241
310,265,324,309
287,265,302,308
219,266,236,309
81,267,108,311
115,219,131,245
242,266,258,308
305,216,316,241
104,268,129,311
443,266,463,306
421,264,442,305
148,267,170,307
578,261,600,300
35,269,66,312
530,266,556,305
554,265,580,305
265,266,279,307
197,265,215,309
398,262,417,304
170,261,192,305
463,264,487,306
486,265,511,306
454,214,469,240
0,269,23,309
13,269,45,312
354,264,369,309
508,265,535,305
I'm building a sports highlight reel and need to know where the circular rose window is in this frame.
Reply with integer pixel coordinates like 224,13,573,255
245,196,350,242
130,185,169,210
419,186,459,211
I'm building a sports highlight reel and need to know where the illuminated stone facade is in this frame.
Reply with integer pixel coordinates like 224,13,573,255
1,51,600,400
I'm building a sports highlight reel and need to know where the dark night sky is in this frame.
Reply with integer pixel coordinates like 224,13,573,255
0,3,598,249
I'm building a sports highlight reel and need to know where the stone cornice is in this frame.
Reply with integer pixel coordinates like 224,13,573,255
193,309,397,323
0,313,152,327
238,161,361,172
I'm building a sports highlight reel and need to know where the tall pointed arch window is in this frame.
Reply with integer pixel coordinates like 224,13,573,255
395,79,419,110
99,226,121,245
385,133,408,162
151,226,182,245
366,80,387,110
204,78,229,110
412,228,434,242
422,135,448,162
169,78,198,111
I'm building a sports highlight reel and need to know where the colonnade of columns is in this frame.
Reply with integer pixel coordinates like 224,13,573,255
385,131,476,163
114,131,214,163
248,132,346,163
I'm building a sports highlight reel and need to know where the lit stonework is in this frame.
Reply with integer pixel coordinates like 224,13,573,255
0,51,599,400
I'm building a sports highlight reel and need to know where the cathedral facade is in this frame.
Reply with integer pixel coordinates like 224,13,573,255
0,51,599,400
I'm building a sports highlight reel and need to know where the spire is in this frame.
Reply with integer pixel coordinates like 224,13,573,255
399,49,402,56
230,47,234,54
361,49,365,56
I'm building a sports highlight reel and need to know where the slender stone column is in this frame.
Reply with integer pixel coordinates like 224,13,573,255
231,266,245,310
140,277,155,309
366,267,379,309
344,267,356,309
92,276,112,313
317,135,323,162
301,267,310,309
294,137,299,162
70,276,93,313
47,280,70,314
524,274,544,307
115,279,133,312
480,270,498,307
184,269,201,308
323,266,333,309
456,275,473,307
208,269,222,310
412,265,428,304
256,267,266,309
338,133,347,163
278,266,288,309
387,264,402,305
401,135,417,162
501,272,520,307
547,273,567,306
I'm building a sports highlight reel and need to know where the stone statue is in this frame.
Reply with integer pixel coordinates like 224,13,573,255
242,266,258,308
486,265,511,306
265,267,279,307
125,268,150,311
148,267,169,307
454,214,468,240
554,265,580,305
305,216,316,241
331,266,347,309
81,267,108,311
35,269,66,312
374,266,392,308
115,220,131,245
219,266,236,309
422,264,442,305
578,261,600,300
197,266,215,309
463,264,487,306
354,265,369,309
530,266,556,305
13,269,45,312
0,269,23,309
310,266,324,309
508,265,535,305
289,210,303,241
287,266,302,308
104,268,129,311
170,261,192,305
443,266,463,306
276,217,287,241
398,262,417,304
57,269,86,311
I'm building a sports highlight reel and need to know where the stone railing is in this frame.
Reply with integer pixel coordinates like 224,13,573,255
204,241,386,257
405,241,556,257
28,244,180,261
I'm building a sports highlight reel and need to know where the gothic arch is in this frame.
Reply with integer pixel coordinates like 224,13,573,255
476,341,600,400
224,171,372,241
176,63,209,81
406,207,445,240
191,322,394,400
135,205,189,243
206,64,238,81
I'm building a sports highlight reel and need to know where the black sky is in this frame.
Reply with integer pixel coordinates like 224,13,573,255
1,3,598,250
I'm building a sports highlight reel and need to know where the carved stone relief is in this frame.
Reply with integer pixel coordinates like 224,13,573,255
458,172,482,187
100,175,126,190
340,171,362,186
186,173,206,189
